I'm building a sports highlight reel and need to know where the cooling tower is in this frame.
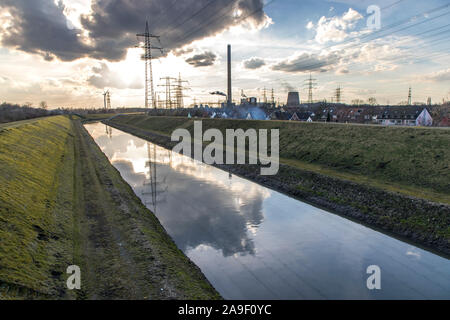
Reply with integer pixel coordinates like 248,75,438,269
287,92,300,106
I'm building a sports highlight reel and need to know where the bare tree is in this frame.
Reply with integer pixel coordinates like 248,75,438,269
39,101,48,109
368,97,377,106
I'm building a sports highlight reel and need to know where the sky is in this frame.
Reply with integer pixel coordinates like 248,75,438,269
0,0,449,108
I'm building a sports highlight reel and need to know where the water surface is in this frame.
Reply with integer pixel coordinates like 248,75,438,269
85,123,450,299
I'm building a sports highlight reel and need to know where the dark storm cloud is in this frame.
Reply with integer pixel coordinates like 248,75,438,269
243,57,265,69
185,51,217,67
0,0,268,62
272,52,341,73
0,0,90,61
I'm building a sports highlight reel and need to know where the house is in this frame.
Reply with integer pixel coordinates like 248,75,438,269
290,111,313,122
438,117,449,127
415,108,433,126
289,112,300,121
268,110,292,121
376,107,432,126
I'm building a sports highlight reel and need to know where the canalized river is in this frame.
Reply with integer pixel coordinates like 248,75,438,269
85,122,450,299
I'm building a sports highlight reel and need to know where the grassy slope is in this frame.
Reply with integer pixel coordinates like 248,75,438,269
0,116,78,298
0,116,220,299
110,115,450,204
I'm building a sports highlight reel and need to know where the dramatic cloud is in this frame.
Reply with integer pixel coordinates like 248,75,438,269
271,36,406,75
0,0,89,61
172,47,194,57
314,8,363,43
0,0,270,62
185,51,217,67
243,57,266,69
272,52,341,73
87,62,143,89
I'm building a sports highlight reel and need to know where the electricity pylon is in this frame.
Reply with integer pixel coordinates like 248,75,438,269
175,73,190,109
137,21,163,108
158,77,177,109
304,73,317,104
335,85,342,103
103,90,111,109
408,86,412,105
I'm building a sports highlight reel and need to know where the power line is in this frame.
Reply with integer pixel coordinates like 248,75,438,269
170,0,276,48
159,0,217,39
147,0,181,31
284,7,450,77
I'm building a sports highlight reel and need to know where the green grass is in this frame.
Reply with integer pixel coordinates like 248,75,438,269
110,115,450,204
0,116,77,297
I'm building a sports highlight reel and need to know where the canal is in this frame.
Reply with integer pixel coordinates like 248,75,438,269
85,122,450,299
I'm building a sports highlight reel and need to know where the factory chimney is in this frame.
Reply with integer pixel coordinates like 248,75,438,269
227,44,232,106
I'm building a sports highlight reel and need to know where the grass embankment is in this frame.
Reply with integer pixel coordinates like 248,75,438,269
105,115,450,255
0,115,220,299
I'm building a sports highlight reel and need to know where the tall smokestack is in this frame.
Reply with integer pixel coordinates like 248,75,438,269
227,44,232,106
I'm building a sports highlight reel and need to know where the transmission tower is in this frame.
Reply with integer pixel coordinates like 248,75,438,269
137,21,163,109
304,73,317,104
158,77,177,109
335,85,342,103
103,90,111,109
263,87,267,104
407,86,412,105
271,88,275,105
103,91,107,109
175,73,190,109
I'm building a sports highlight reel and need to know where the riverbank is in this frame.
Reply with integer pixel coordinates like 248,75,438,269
0,116,221,299
104,115,450,256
